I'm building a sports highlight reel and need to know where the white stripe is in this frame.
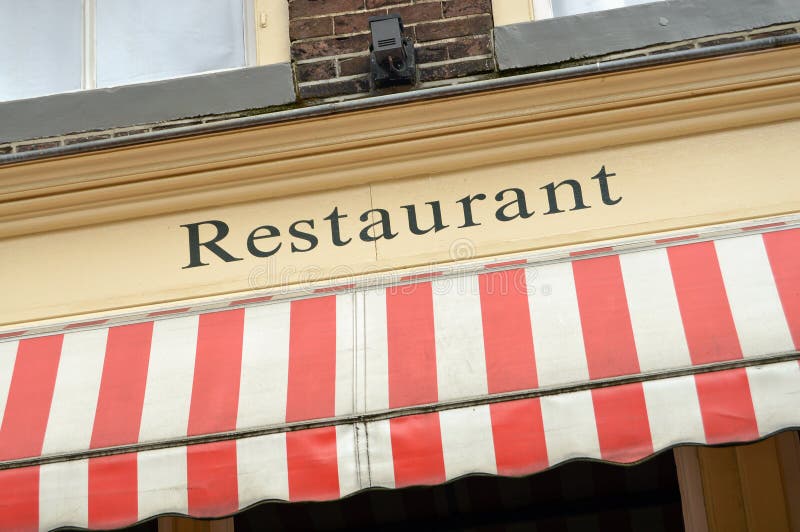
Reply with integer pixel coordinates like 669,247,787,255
747,361,800,436
39,459,88,531
540,390,601,465
527,262,590,386
139,316,199,441
643,375,706,449
42,329,107,455
620,248,693,372
364,288,389,412
440,404,497,479
432,276,488,401
336,294,355,417
336,423,361,497
355,291,368,414
237,433,289,506
138,446,188,519
716,235,795,358
365,419,395,488
236,303,291,430
0,341,18,428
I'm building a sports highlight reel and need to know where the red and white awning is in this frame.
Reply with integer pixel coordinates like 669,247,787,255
0,223,798,530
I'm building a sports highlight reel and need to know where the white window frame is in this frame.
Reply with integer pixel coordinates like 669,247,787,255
78,0,260,91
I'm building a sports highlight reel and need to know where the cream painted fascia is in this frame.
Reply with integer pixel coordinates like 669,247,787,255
2,46,800,240
255,0,290,65
491,0,533,26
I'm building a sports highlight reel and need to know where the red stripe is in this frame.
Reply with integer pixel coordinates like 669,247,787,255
591,384,653,462
484,258,527,269
763,228,800,349
187,441,239,516
655,234,698,244
147,306,192,316
0,467,39,531
479,268,537,392
286,427,340,501
572,255,640,379
186,309,244,517
490,399,548,475
0,335,62,460
668,242,743,365
187,309,244,435
88,322,152,529
390,413,446,488
64,319,108,329
91,322,153,448
695,368,758,444
0,331,26,339
742,221,785,231
88,454,138,528
285,296,337,422
570,246,614,257
386,282,438,407
229,296,273,307
285,298,340,502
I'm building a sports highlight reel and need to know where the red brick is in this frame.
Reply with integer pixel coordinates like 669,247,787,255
749,27,798,39
291,33,371,60
64,134,112,145
395,2,442,24
366,0,406,8
416,42,447,63
113,129,149,137
296,59,338,81
443,0,491,18
299,77,370,99
418,56,493,81
16,140,62,152
414,14,492,42
338,54,371,76
335,12,371,34
290,17,334,40
290,0,365,18
447,34,491,59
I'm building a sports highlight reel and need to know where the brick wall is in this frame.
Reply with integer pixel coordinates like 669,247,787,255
289,0,494,100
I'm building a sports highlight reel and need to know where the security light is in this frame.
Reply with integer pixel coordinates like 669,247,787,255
368,14,416,89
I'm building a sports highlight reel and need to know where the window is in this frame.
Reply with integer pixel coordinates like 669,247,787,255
0,0,257,102
532,0,664,19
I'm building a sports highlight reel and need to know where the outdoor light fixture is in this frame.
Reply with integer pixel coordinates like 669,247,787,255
368,14,416,89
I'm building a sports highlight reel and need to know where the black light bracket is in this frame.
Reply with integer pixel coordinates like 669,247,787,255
368,14,416,89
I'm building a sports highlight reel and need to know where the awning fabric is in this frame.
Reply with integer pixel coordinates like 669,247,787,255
0,224,798,530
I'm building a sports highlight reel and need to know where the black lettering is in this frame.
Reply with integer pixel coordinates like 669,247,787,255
401,201,449,235
359,209,398,242
181,220,243,268
591,165,622,206
323,207,352,247
289,219,319,253
540,179,590,215
456,193,487,228
247,225,282,258
494,188,535,222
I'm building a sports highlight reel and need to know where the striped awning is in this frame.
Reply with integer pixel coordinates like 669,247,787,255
0,221,798,531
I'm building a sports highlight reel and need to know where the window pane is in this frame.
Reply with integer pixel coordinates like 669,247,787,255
551,0,662,18
0,0,82,102
96,0,245,87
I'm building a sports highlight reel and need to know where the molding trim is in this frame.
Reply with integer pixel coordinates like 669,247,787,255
1,45,800,240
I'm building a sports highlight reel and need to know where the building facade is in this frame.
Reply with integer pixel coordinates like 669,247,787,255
1,1,800,530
